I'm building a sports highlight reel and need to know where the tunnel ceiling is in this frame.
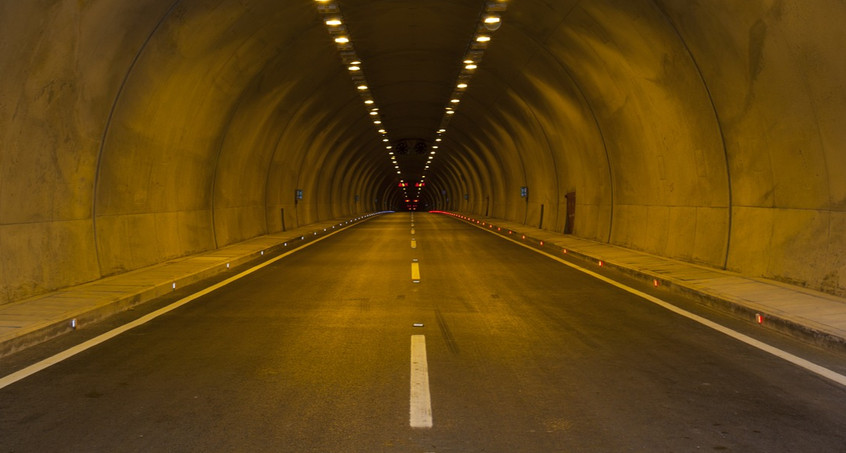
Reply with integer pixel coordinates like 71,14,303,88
311,0,497,199
1,0,845,302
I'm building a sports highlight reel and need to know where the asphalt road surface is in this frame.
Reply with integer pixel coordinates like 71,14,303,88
2,213,846,452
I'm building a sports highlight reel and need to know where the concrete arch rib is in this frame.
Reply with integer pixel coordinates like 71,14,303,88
526,0,728,266
443,104,517,220
651,0,733,268
214,22,340,247
92,0,182,274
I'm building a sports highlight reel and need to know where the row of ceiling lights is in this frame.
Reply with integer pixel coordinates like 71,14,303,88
315,0,507,206
422,1,509,201
314,0,405,184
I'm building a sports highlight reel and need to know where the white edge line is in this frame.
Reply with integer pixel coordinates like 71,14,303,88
410,334,433,428
0,223,356,390
469,220,846,388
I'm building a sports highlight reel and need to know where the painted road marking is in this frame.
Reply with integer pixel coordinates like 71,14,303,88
411,228,416,235
411,262,421,282
471,221,846,388
411,238,417,249
0,223,358,390
410,335,433,428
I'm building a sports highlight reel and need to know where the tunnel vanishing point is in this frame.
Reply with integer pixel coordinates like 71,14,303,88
0,0,844,307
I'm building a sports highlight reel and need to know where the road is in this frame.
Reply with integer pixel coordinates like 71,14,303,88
2,212,846,452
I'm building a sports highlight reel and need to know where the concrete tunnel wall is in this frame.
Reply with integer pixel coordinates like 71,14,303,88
0,0,844,305
430,0,846,297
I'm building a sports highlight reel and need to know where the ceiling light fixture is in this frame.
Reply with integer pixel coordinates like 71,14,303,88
430,1,508,175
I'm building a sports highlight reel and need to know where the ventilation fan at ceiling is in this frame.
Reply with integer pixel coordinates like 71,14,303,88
394,139,427,155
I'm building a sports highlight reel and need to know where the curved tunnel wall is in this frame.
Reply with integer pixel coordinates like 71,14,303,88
0,0,844,304
445,0,845,296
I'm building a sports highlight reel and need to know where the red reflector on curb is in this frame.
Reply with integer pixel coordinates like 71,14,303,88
540,241,544,246
653,279,659,287
756,313,764,325
562,249,567,254
599,260,604,267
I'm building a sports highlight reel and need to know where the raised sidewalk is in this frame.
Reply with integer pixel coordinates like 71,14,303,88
442,211,846,351
0,214,381,357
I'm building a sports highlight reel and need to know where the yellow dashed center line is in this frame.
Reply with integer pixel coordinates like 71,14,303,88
411,262,421,282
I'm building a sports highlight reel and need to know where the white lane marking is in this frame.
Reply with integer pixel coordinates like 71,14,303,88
0,224,355,390
472,223,846,388
410,335,433,428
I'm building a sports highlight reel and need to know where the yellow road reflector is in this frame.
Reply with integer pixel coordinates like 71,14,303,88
411,262,421,282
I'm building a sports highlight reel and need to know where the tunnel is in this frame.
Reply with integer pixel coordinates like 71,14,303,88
1,1,844,306
4,1,846,449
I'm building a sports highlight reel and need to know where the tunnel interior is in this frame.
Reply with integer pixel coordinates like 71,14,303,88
1,0,844,303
